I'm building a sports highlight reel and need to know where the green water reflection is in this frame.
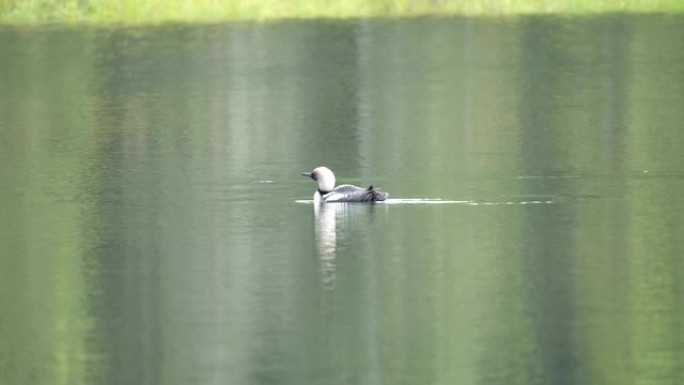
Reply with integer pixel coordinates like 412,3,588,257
1,16,683,385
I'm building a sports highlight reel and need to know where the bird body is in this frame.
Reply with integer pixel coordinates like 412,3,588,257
302,167,388,203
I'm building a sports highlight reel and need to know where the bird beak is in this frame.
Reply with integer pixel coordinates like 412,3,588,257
301,172,311,177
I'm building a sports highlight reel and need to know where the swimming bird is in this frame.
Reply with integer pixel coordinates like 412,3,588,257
302,166,388,203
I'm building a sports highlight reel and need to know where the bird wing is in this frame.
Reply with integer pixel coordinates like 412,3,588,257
323,185,387,202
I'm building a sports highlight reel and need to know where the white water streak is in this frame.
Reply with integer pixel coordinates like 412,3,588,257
295,199,553,205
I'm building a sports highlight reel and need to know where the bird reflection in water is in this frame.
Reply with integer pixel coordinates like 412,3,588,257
313,203,340,289
312,202,381,289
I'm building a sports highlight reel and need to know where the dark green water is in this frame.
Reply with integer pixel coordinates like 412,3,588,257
1,15,684,385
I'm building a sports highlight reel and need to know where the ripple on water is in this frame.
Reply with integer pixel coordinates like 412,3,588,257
295,199,554,205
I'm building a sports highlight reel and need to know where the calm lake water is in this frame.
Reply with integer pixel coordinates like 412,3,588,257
2,15,684,385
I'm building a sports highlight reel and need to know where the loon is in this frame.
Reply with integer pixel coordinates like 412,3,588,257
302,166,389,203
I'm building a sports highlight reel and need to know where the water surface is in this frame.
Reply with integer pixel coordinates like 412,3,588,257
1,15,684,385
